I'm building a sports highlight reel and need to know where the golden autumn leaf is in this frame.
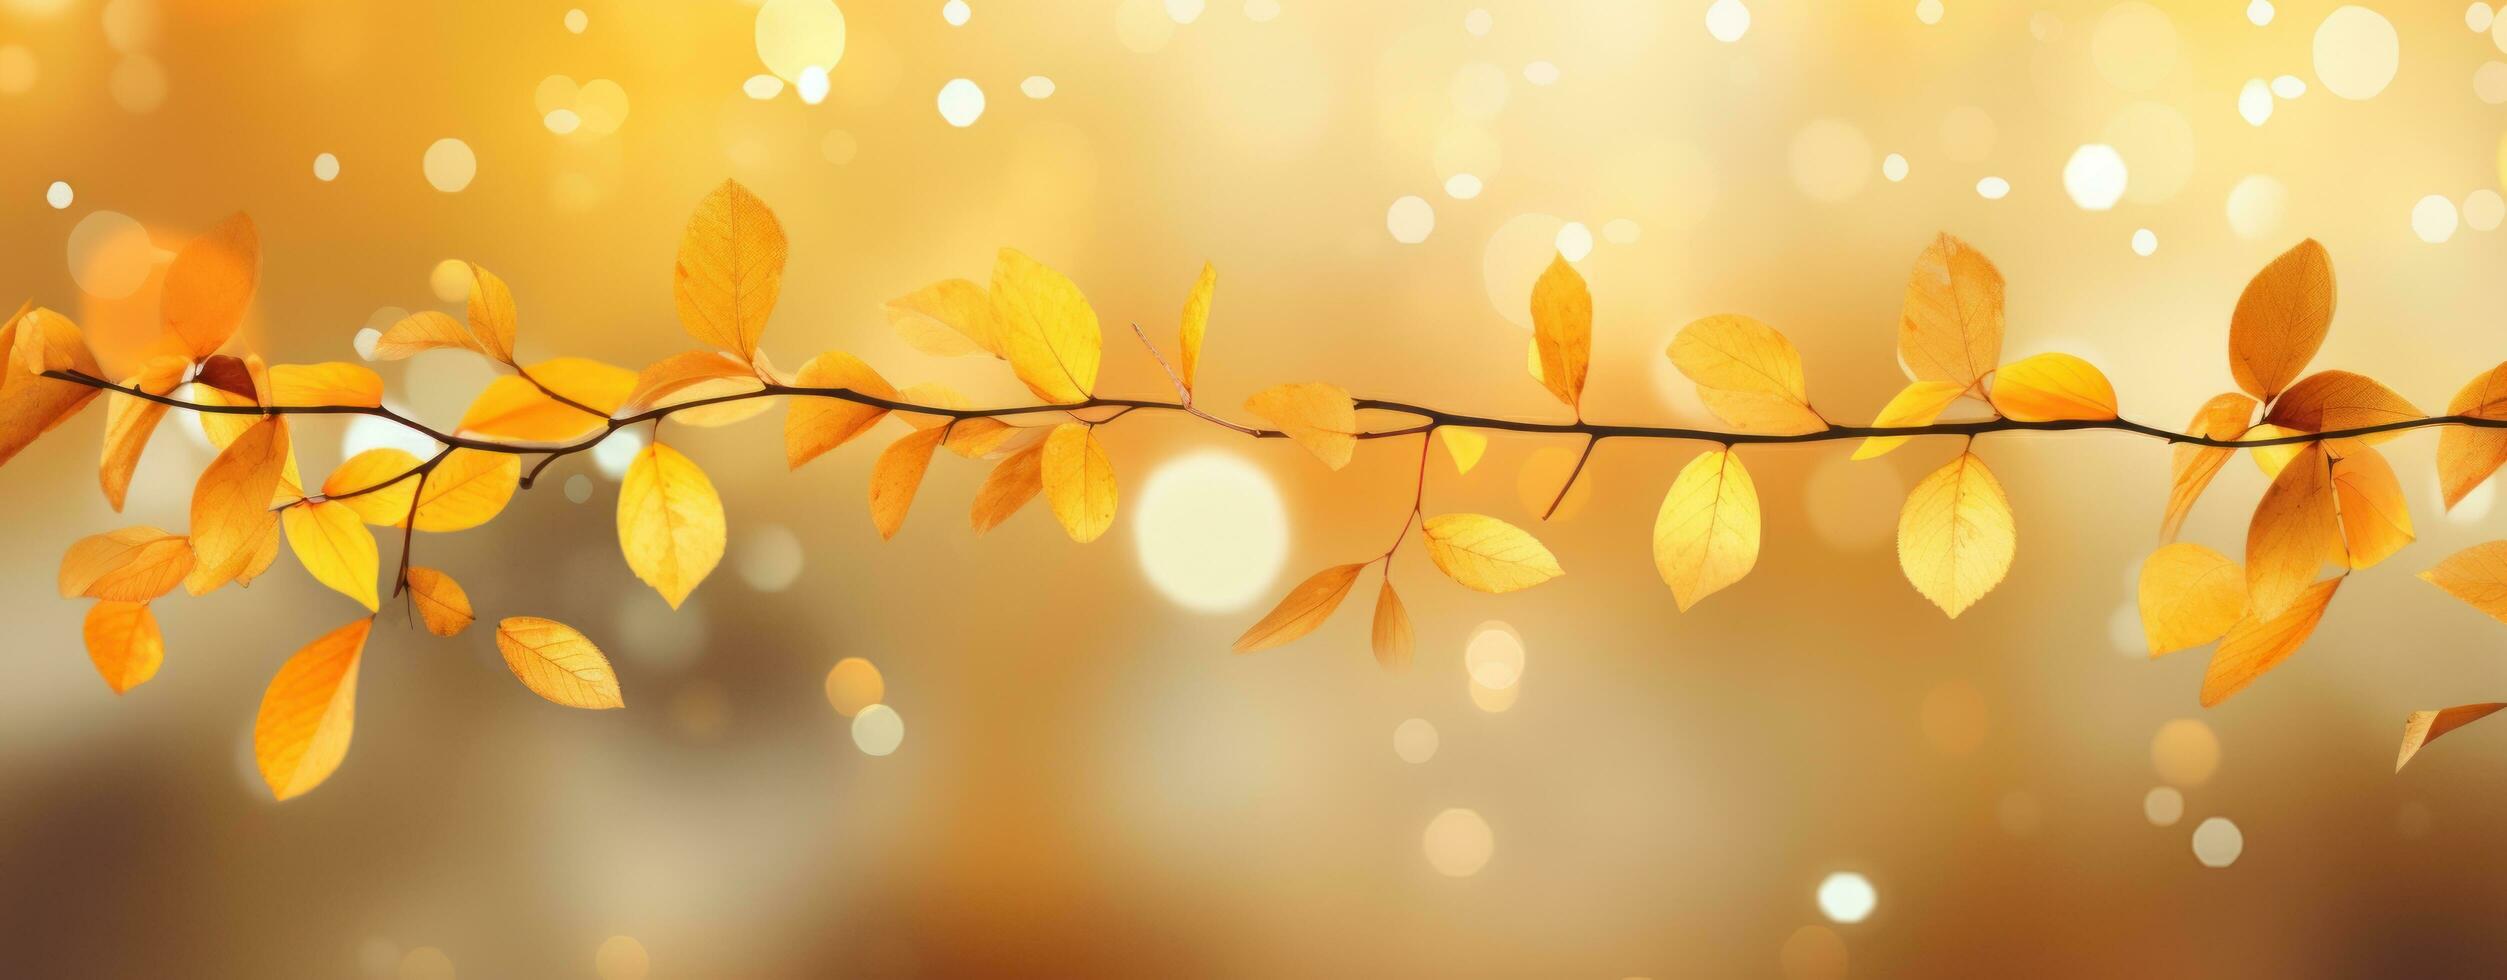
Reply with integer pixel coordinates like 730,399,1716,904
99,354,188,510
495,616,625,709
463,263,521,364
674,179,787,361
2228,239,2335,403
1243,382,1359,469
1666,314,1826,434
84,600,163,695
268,362,383,409
1986,353,2118,422
10,306,94,376
868,426,947,539
1233,563,1365,653
1530,253,1592,410
2264,370,2420,444
885,385,1017,459
1852,380,1966,460
1899,233,2005,388
786,350,897,469
253,616,371,800
2137,542,2246,656
2243,424,2308,480
458,357,635,443
2419,540,2507,626
371,310,485,361
2436,361,2507,510
2201,577,2340,707
162,212,259,359
970,440,1046,533
1371,579,1412,670
1652,449,1761,611
187,416,290,595
406,449,519,532
405,566,475,637
1422,513,1563,593
322,448,423,525
1041,422,1116,543
2330,445,2411,570
886,278,1000,358
282,500,380,612
2396,703,2507,772
618,351,774,430
1896,451,2015,618
988,248,1102,404
1179,262,1215,395
1440,428,1488,474
60,526,193,601
0,305,103,469
618,442,726,607
2245,443,2339,619
2161,392,2257,542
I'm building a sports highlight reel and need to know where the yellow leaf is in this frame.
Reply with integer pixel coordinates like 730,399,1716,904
2161,392,2257,542
494,616,625,710
1233,563,1365,652
99,354,188,510
253,617,372,800
1371,579,1412,670
162,213,259,359
268,362,383,409
886,278,1000,358
0,305,104,469
1422,513,1563,593
2419,540,2507,625
2397,703,2507,772
371,310,485,360
2244,424,2308,479
1440,428,1487,474
84,600,163,695
1243,382,1358,469
1179,262,1216,394
60,526,193,601
237,516,283,587
323,448,424,525
10,306,95,376
1652,449,1761,611
1852,380,1966,460
786,351,898,468
187,416,289,595
888,387,1017,458
617,442,726,608
406,566,475,637
1666,314,1826,434
970,440,1046,533
1987,353,2118,421
407,449,519,532
2137,542,2246,656
2264,370,2421,444
1898,233,2005,388
988,248,1101,403
1041,422,1117,543
1896,451,2016,618
2201,577,2339,707
621,350,755,413
458,357,635,443
2245,444,2338,619
464,263,520,363
673,179,787,360
2228,239,2335,403
2331,445,2411,569
2437,361,2507,510
1530,253,1591,409
282,500,380,612
868,426,947,540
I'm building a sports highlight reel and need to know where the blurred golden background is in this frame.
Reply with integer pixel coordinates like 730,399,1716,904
8,0,2507,976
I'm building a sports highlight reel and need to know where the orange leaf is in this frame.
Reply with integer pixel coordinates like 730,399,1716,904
1041,423,1117,543
1853,380,1966,460
60,526,193,601
2228,239,2334,403
1233,563,1365,653
99,354,188,510
785,351,897,468
2263,370,2421,443
1371,578,1413,671
2161,392,2257,542
186,416,290,595
868,427,947,539
370,310,485,361
2397,703,2507,772
253,617,372,800
162,213,260,359
464,264,520,363
1898,234,2005,388
83,600,163,695
406,566,475,637
457,357,634,443
268,362,384,409
1243,382,1359,470
322,448,424,526
2419,540,2507,626
674,180,787,361
2244,444,2338,618
886,278,1000,358
2330,445,2412,570
2437,361,2507,510
970,440,1046,533
1530,253,1591,409
0,305,104,469
2137,542,2245,656
2200,577,2339,707
405,449,520,532
1179,262,1216,394
1986,353,2117,421
494,616,625,710
281,500,380,611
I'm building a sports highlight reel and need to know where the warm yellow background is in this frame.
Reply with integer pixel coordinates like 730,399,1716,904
6,0,2507,976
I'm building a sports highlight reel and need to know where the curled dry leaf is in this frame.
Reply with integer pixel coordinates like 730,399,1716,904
99,355,190,511
1896,451,2015,618
371,310,485,361
2245,444,2339,619
1853,380,1966,460
1179,262,1215,394
1530,253,1592,410
868,426,947,540
162,213,259,359
1899,233,2004,388
1439,428,1488,474
1653,449,1761,611
458,357,635,443
60,526,193,601
405,566,475,637
187,416,290,595
2138,542,2246,656
2228,239,2335,403
2330,446,2412,570
989,248,1101,404
2397,703,2507,772
1042,423,1117,543
674,179,787,361
1422,513,1563,593
84,600,163,695
2264,370,2420,444
322,448,423,526
2437,360,2507,510
494,616,625,710
1666,314,1825,434
2201,577,2339,707
886,278,1000,358
1371,579,1412,670
1243,382,1358,469
463,264,520,364
406,449,520,532
2419,540,2507,625
618,442,726,607
0,304,103,469
254,617,371,801
2161,392,2257,542
785,351,897,468
970,440,1046,533
281,500,380,612
1234,563,1365,653
1986,353,2117,422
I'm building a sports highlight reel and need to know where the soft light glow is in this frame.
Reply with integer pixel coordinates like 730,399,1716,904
594,935,649,980
545,109,582,134
2091,3,2178,92
1393,718,1438,764
2475,3,2498,33
942,0,970,26
1469,676,1519,712
1387,195,1435,243
0,45,33,95
1919,681,1988,757
1020,75,1055,99
736,524,805,592
1601,218,1640,244
1131,452,1290,613
2414,195,2460,244
1445,173,1482,199
2238,78,2272,126
1916,0,1943,26
937,78,985,126
109,55,165,113
1705,0,1751,43
2271,74,2306,99
1464,621,1524,689
825,657,884,716
1463,9,1492,37
1422,808,1494,876
2132,228,2158,256
44,180,70,209
2101,102,2195,204
593,427,646,478
852,703,905,756
1975,176,2010,199
563,474,593,504
2313,5,2398,100
2247,0,2274,26
2226,174,2287,239
2478,62,2507,104
2062,144,2128,210
1881,153,1908,182
2192,816,2244,867
1164,0,1204,24
2151,718,2220,786
1816,872,1877,924
2144,786,2185,826
422,138,476,192
1940,106,1996,162
1789,118,1874,202
743,74,785,100
754,0,847,81
67,210,158,299
1244,0,1280,22
796,65,831,104
2465,189,2505,231
564,8,588,34
428,258,475,302
1523,61,1559,86
1555,221,1594,261
313,152,340,181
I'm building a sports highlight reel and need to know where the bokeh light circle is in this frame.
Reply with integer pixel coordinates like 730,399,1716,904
1422,808,1494,876
1131,451,1291,613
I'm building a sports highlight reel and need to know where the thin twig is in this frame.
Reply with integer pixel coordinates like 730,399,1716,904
1542,435,1600,521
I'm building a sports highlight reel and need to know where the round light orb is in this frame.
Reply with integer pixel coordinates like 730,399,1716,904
2313,5,2398,100
755,0,846,81
1387,194,1435,243
825,657,884,716
2144,786,2185,826
1131,452,1291,613
2192,816,2244,867
1815,872,1876,923
937,78,985,127
852,703,905,756
2414,194,2460,244
1393,718,1439,763
1422,808,1494,876
422,138,476,192
2062,144,2128,210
